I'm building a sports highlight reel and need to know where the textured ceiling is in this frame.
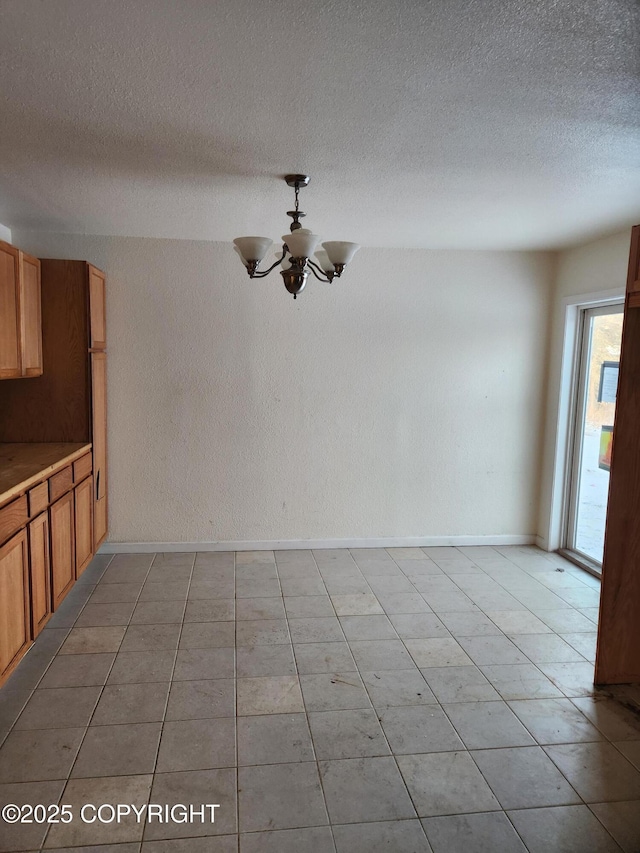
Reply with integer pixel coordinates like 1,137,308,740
0,0,639,250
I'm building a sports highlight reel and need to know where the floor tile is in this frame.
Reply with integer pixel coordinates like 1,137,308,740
179,622,235,648
443,700,535,749
456,634,529,666
333,819,432,852
240,826,335,853
189,580,236,600
72,722,162,777
236,643,297,677
185,599,235,622
300,671,371,711
283,596,335,617
508,805,621,853
236,597,285,620
538,661,599,697
309,708,389,759
377,593,433,614
0,727,85,782
156,717,236,771
421,665,500,703
143,837,236,852
616,741,640,770
139,580,190,601
439,611,502,637
388,613,449,639
572,696,640,741
172,647,234,680
279,577,326,596
75,601,136,626
236,619,290,646
237,713,314,765
237,675,304,715
320,756,417,823
39,653,115,688
485,610,553,634
59,626,126,655
423,811,527,853
380,704,464,754
361,669,436,707
331,594,383,616
129,600,185,624
480,663,564,700
397,752,500,817
405,638,473,668
294,642,356,674
107,649,176,683
590,801,640,853
544,742,640,802
0,779,66,851
144,768,237,839
510,633,586,663
288,616,345,643
560,632,597,661
508,698,604,744
537,608,598,632
120,623,182,651
238,762,327,831
349,639,416,671
472,746,581,808
46,774,153,846
92,681,169,725
166,679,235,720
339,615,397,641
15,686,101,730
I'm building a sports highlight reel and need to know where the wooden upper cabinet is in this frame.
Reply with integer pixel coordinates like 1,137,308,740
88,265,106,350
19,253,43,376
0,529,31,682
0,242,21,379
0,241,42,379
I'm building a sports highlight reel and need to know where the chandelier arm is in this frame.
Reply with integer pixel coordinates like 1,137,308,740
249,246,288,278
306,259,333,282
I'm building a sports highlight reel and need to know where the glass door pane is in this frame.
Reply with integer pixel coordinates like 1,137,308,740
567,305,624,567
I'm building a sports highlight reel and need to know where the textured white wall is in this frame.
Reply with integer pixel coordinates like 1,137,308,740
538,229,630,549
13,231,553,545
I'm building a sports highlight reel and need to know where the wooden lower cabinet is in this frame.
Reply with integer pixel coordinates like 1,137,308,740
50,491,75,609
75,477,93,576
0,530,31,682
28,511,51,637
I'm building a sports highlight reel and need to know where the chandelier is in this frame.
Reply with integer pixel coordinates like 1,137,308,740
233,175,360,299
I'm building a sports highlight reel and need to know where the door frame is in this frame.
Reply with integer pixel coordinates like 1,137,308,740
544,287,624,560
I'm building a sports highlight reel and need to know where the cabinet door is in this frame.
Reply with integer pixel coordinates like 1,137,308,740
0,241,21,379
91,352,108,548
88,265,106,350
75,477,93,576
50,491,75,609
0,529,30,683
28,511,51,637
19,252,43,377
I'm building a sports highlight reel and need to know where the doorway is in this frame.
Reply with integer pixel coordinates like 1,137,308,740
562,303,624,573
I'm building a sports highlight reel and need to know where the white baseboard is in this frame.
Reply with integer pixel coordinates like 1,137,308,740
99,533,537,554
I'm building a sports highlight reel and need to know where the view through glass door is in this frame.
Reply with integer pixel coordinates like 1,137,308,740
565,303,624,572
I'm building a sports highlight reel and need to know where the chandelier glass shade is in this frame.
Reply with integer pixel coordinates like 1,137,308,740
233,175,360,299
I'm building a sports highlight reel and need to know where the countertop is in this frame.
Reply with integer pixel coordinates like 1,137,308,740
0,443,91,506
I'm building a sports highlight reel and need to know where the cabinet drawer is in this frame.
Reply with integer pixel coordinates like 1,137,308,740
0,495,28,545
49,466,73,502
73,453,92,484
28,482,49,517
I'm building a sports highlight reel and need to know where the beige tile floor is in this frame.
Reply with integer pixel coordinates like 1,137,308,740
0,545,639,852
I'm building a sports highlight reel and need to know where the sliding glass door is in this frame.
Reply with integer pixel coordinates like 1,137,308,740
564,303,624,571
